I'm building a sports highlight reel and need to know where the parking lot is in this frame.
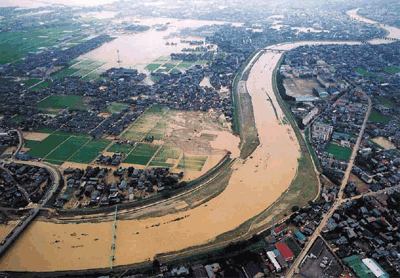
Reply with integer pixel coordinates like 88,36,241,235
299,239,343,278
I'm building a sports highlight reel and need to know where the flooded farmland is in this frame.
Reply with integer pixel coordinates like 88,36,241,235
0,44,302,273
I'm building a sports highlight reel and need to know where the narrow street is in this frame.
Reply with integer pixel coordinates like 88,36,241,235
286,95,372,277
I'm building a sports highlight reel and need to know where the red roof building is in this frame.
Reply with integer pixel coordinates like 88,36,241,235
276,242,294,261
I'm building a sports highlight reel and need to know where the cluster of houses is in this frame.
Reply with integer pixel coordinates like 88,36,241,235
0,130,19,155
0,164,50,208
344,144,400,197
153,232,301,278
2,35,115,78
59,166,179,209
95,153,124,167
323,191,400,276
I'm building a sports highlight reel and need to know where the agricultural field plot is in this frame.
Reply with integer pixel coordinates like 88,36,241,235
0,26,81,65
107,144,134,154
148,145,181,167
31,81,52,91
45,136,90,161
153,56,170,63
71,68,94,77
121,106,169,141
26,134,69,158
369,109,391,122
105,102,129,114
327,143,352,161
81,70,102,81
37,95,82,110
52,68,79,79
124,143,160,165
43,159,65,166
194,60,208,66
70,60,105,78
178,62,195,69
69,139,112,164
177,155,208,171
22,78,41,87
25,140,40,148
145,64,161,72
68,97,91,111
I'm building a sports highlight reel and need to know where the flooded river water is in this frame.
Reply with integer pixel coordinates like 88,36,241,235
1,9,400,272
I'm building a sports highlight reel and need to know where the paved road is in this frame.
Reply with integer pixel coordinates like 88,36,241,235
286,94,371,277
10,129,23,157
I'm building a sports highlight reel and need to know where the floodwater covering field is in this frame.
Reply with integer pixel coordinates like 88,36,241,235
2,9,400,273
0,41,302,273
78,17,242,71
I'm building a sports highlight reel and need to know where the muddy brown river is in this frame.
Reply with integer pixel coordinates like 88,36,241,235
1,9,400,272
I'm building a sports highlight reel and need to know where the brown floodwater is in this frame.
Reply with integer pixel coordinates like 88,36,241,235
79,17,242,71
0,45,302,272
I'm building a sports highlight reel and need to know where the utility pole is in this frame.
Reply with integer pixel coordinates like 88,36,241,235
117,50,122,68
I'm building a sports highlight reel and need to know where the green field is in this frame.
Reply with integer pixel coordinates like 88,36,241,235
105,102,129,114
145,64,161,71
27,135,69,158
327,143,352,161
52,68,79,79
124,143,160,165
31,81,52,91
22,78,41,87
383,66,400,75
44,159,65,166
375,96,396,109
369,109,391,122
69,139,111,164
179,62,194,69
37,95,82,110
354,68,372,77
155,146,181,159
177,155,208,171
0,25,81,65
25,140,40,148
107,144,134,154
148,146,181,167
121,105,169,141
46,136,90,161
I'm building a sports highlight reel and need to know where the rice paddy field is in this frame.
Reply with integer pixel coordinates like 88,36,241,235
37,95,83,110
105,102,130,114
145,54,208,74
24,105,225,172
121,106,170,141
0,25,82,65
107,144,134,154
177,155,208,171
26,134,70,158
69,139,112,164
45,137,91,161
124,143,160,165
148,146,181,167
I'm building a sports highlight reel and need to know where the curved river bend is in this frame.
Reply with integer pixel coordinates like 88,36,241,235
0,9,399,272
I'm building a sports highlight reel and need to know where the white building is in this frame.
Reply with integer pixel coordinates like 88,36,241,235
362,258,389,278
